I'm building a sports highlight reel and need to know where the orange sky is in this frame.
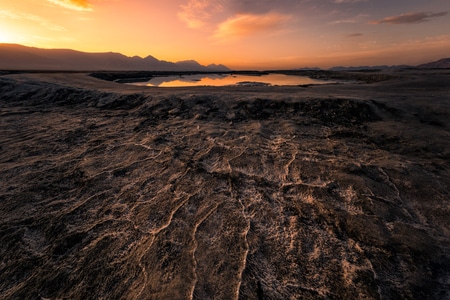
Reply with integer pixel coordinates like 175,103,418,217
1,0,449,69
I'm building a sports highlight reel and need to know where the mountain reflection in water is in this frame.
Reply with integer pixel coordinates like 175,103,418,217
128,73,333,87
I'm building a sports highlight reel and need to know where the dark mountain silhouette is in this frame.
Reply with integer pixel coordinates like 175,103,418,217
174,60,229,72
329,65,410,71
329,58,450,71
418,57,450,69
175,60,205,69
0,43,231,71
206,63,230,72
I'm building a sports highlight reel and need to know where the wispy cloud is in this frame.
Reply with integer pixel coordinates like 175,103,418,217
333,0,367,3
46,0,93,11
213,12,291,42
330,13,369,25
0,9,66,31
345,33,363,38
178,0,301,29
178,0,372,30
332,18,358,24
370,11,447,25
178,0,224,29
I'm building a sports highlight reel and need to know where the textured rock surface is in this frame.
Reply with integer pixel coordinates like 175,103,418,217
0,71,449,299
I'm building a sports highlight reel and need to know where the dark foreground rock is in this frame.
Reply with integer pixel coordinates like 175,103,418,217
0,71,449,299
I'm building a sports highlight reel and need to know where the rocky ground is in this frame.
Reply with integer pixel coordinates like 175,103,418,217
0,70,449,299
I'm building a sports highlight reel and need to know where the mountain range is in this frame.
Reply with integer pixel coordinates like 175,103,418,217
1,43,449,71
329,65,410,71
0,43,230,72
417,57,450,69
329,57,450,71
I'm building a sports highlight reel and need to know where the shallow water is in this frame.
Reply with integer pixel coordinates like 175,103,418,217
128,73,333,87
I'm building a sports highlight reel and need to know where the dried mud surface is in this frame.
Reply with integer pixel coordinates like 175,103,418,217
0,70,449,299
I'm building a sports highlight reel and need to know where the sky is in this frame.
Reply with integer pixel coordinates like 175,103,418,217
0,0,449,69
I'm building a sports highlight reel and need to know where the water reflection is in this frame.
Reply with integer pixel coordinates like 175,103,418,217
128,73,333,87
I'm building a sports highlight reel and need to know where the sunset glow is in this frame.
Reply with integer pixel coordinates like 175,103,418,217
1,0,449,69
0,29,12,43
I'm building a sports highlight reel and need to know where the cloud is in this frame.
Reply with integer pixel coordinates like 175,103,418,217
178,0,302,29
333,0,367,3
213,12,291,42
229,0,300,14
178,1,293,43
0,9,66,31
370,11,448,25
178,0,224,29
46,0,93,11
331,13,369,25
345,33,363,38
332,18,357,24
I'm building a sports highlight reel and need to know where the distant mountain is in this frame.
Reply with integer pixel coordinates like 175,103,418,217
328,58,450,71
173,60,231,72
206,63,230,72
329,65,410,71
296,67,322,71
175,60,205,70
417,58,450,69
0,44,231,72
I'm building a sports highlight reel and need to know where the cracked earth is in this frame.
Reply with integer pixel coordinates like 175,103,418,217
0,70,449,299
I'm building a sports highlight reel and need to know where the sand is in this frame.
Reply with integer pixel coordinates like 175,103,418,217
0,70,449,299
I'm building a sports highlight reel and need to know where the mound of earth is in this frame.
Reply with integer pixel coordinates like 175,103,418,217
0,70,449,299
